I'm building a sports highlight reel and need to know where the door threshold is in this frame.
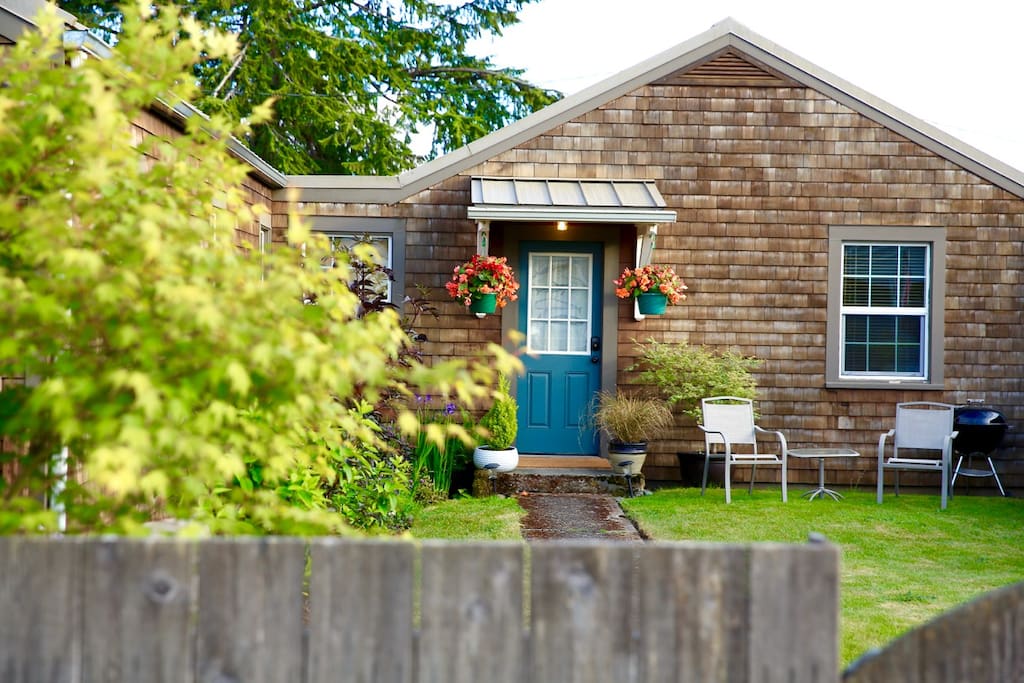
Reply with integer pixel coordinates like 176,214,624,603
518,455,611,469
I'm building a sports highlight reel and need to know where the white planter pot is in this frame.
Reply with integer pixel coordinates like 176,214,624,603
473,446,519,473
607,443,647,474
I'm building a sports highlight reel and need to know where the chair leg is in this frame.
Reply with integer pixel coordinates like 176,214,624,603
724,459,731,504
748,462,756,495
894,470,900,497
701,453,711,496
940,462,948,511
877,459,884,504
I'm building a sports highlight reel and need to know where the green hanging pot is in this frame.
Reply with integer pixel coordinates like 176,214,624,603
637,292,668,315
469,292,498,314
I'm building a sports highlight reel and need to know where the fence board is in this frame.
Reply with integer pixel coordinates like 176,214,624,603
637,543,751,683
196,538,306,683
843,580,1024,683
0,537,81,683
307,539,414,683
528,542,637,683
418,541,524,683
79,539,194,683
749,543,839,683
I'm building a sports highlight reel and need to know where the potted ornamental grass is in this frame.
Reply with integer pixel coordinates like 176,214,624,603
592,390,673,473
614,264,688,315
445,254,520,315
473,374,519,472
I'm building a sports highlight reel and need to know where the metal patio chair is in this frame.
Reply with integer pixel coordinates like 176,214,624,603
698,396,788,503
877,402,957,510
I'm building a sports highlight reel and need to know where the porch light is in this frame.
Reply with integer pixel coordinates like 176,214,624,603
556,221,568,231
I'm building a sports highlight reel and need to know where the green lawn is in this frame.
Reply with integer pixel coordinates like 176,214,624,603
410,487,1024,668
623,487,1024,667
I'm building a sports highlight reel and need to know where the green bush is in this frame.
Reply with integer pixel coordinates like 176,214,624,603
630,339,760,422
478,374,518,449
324,439,416,533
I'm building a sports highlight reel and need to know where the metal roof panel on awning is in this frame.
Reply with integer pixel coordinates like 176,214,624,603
468,177,676,223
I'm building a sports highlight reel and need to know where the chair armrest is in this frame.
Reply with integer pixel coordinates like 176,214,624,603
697,426,731,458
878,429,895,460
754,425,788,455
941,431,959,464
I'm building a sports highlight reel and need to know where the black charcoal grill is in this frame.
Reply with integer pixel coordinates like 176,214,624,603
952,406,1008,495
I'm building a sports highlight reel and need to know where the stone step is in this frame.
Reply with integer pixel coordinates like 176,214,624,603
472,466,644,497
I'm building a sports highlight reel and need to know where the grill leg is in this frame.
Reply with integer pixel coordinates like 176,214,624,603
988,457,1006,496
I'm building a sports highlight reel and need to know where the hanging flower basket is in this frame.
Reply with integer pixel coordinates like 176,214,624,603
445,254,520,312
614,264,687,315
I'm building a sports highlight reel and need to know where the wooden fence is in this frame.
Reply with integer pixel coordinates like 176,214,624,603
0,537,840,683
842,579,1024,683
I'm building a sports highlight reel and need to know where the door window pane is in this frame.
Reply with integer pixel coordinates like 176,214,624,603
527,252,593,354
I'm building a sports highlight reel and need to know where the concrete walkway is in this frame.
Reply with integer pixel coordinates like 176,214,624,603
517,493,644,541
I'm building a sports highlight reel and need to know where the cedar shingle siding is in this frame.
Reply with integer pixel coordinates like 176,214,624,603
285,46,1023,489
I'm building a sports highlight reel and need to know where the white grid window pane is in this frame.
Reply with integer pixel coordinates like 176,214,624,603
528,252,593,354
840,243,928,378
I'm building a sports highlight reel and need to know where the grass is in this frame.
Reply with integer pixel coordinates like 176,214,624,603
410,495,524,541
621,487,1024,667
408,486,1024,668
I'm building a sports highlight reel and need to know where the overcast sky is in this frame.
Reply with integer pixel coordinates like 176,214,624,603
468,0,1024,173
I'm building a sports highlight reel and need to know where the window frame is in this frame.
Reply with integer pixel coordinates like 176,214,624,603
825,225,945,389
306,217,406,304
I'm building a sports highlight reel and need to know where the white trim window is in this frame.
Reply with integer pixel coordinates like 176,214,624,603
323,233,394,302
826,225,945,389
840,243,929,378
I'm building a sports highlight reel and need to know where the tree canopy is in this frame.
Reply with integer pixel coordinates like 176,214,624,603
59,0,561,174
0,3,518,534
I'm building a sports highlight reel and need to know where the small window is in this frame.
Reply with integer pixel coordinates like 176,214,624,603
306,217,406,305
826,226,945,388
324,233,393,301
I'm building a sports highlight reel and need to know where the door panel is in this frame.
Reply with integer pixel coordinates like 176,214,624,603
517,241,602,454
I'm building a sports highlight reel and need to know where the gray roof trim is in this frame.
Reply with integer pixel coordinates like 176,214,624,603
468,176,676,223
290,16,1024,204
467,206,677,223
156,101,288,189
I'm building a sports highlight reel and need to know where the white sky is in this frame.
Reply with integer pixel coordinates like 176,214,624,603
467,0,1024,173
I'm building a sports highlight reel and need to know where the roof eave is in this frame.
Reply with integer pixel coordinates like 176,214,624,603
467,206,678,223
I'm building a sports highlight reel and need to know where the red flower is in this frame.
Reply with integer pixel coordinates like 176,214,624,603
614,264,688,304
446,254,520,308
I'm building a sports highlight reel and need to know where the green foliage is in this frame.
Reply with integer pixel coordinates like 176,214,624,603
629,339,760,422
411,398,474,498
0,5,521,535
60,0,561,174
478,374,517,450
592,391,674,444
324,439,416,533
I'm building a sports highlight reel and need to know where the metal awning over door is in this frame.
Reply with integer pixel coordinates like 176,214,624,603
468,177,677,223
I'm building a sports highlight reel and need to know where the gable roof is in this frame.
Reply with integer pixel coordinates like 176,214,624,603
288,17,1024,203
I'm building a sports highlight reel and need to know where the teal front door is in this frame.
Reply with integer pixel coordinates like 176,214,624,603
517,242,603,454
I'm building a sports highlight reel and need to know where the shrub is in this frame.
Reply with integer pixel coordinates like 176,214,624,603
478,374,518,450
630,339,760,422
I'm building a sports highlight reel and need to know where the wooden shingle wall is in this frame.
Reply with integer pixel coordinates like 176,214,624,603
291,82,1024,490
132,109,275,250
